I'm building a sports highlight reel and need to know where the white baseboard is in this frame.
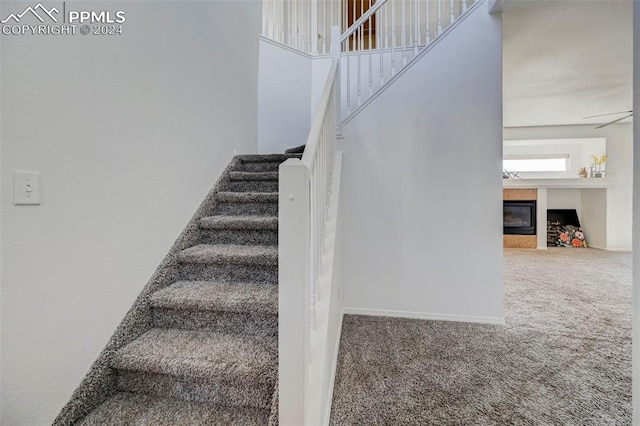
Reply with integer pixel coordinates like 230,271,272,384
342,307,505,325
587,245,633,252
322,311,344,426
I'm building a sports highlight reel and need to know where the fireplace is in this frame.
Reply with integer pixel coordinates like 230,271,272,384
503,200,536,235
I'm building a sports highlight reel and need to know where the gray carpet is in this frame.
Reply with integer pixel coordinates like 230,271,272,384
330,248,632,425
56,155,295,425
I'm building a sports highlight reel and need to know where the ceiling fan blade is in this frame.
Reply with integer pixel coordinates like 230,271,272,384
595,113,633,129
583,110,633,119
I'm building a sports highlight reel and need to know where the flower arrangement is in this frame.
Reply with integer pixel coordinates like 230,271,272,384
589,154,607,178
556,225,587,248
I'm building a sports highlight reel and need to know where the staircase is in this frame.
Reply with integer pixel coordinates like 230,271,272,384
58,154,295,425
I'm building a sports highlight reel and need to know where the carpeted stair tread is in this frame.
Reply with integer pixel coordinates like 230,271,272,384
79,392,268,425
111,328,277,384
216,191,278,203
200,215,278,230
229,171,279,181
178,244,278,266
236,154,295,162
150,281,277,314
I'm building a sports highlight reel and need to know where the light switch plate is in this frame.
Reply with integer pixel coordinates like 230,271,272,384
14,171,41,205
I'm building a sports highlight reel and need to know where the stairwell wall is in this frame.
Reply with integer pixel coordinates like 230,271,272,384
339,3,504,323
0,2,261,425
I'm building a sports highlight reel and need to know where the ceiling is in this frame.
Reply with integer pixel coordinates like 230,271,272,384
502,0,633,128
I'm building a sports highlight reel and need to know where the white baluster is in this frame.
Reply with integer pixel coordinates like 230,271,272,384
322,0,327,54
437,0,443,35
287,0,291,46
379,2,385,87
346,40,352,113
329,0,333,53
463,0,468,12
384,0,389,48
273,0,277,40
415,0,420,53
425,0,431,43
401,0,407,66
450,0,455,25
262,0,267,37
368,0,373,97
357,26,362,105
311,0,318,53
391,0,396,75
353,0,356,50
343,0,347,35
295,0,300,49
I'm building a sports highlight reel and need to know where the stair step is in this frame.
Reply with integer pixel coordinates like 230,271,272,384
229,171,278,181
111,329,277,383
233,154,301,173
110,329,277,397
200,215,278,230
152,308,278,336
78,392,269,425
227,179,279,193
178,244,277,266
198,216,279,246
216,192,278,203
235,154,294,162
150,281,277,314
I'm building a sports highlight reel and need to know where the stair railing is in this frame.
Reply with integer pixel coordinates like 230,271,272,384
263,0,480,121
279,26,344,426
340,0,479,122
263,0,340,54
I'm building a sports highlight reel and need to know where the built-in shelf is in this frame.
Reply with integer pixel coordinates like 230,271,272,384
503,178,618,189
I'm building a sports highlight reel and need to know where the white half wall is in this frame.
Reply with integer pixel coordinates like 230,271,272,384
504,124,633,250
339,3,504,322
258,39,312,154
257,38,332,154
0,2,261,425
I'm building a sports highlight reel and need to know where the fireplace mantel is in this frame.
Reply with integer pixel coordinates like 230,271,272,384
503,178,618,189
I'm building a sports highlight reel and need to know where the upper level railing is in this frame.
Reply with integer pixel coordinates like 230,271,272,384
263,0,476,55
339,0,478,121
262,0,340,54
263,0,479,123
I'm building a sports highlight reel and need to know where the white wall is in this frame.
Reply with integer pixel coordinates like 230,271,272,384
257,39,332,154
339,3,504,323
0,2,261,425
258,40,312,154
632,2,639,421
504,124,633,250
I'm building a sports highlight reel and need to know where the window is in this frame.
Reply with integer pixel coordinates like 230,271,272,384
503,154,569,172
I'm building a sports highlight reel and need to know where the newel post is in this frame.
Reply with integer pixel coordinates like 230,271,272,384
279,158,311,425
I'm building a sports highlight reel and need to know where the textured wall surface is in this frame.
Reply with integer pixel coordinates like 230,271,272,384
0,2,261,424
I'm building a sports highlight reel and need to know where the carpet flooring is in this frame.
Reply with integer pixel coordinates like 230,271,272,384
56,155,294,425
329,248,632,425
